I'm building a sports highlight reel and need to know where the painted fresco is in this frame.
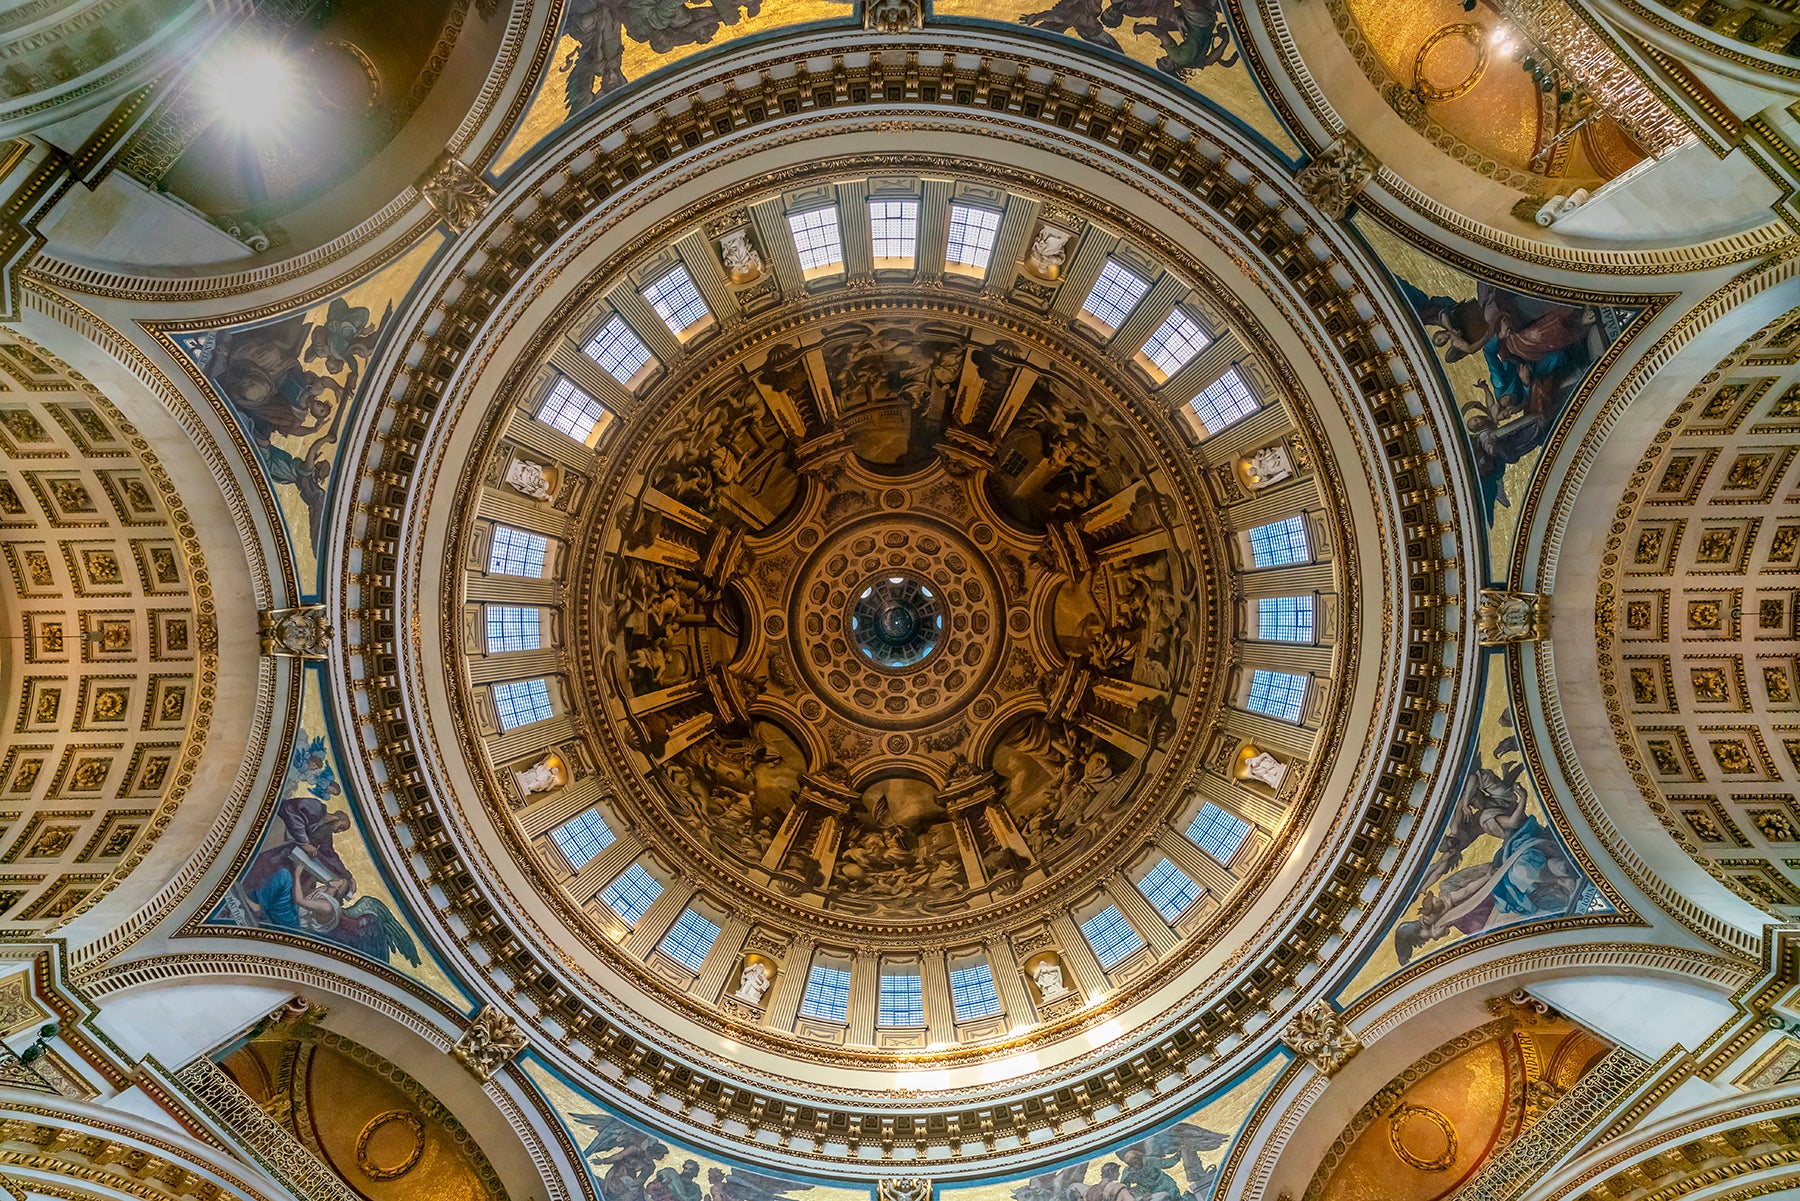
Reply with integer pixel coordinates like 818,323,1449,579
1341,655,1610,1001
167,234,444,591
1356,217,1637,567
942,1056,1286,1201
492,0,857,174
206,664,465,1004
525,1060,875,1201
931,0,1299,156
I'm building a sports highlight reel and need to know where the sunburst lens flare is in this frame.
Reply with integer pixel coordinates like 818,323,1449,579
205,45,303,137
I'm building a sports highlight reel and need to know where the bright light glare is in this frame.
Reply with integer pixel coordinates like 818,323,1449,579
206,46,303,135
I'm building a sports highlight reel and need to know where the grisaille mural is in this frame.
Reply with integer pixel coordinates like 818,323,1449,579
591,309,1203,919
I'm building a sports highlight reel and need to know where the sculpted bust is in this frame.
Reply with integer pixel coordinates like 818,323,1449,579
718,228,765,282
514,758,561,796
1243,443,1293,489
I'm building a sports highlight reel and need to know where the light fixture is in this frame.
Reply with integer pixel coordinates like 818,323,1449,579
203,43,303,136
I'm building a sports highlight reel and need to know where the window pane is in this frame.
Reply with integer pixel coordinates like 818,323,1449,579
1257,596,1314,643
800,964,852,1022
488,525,548,576
788,206,844,271
878,971,924,1027
642,265,710,336
537,376,607,443
1246,669,1308,722
1248,516,1310,568
600,862,663,927
583,315,654,386
493,678,552,730
486,606,542,652
1138,858,1203,921
1079,905,1145,969
658,909,721,971
1080,261,1150,330
869,198,919,264
1189,368,1259,435
1186,802,1250,864
550,808,615,869
945,204,1002,270
949,962,1003,1021
1142,310,1212,376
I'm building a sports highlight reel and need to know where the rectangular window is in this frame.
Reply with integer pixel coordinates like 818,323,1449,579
1246,669,1308,723
1257,596,1315,643
550,808,616,870
869,198,920,266
1142,310,1212,377
642,264,711,337
949,962,1003,1021
1248,516,1310,568
1079,905,1146,969
1186,802,1251,864
485,606,542,653
537,376,608,444
488,525,549,577
800,963,852,1022
1188,367,1260,435
658,909,722,971
877,970,925,1027
583,315,654,386
788,206,845,273
1137,858,1204,921
600,862,664,927
1079,261,1151,332
493,678,552,730
945,204,1002,272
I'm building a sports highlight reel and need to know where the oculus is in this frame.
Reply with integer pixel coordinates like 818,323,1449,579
850,575,944,670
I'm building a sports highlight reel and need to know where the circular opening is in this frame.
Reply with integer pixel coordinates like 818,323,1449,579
850,575,944,669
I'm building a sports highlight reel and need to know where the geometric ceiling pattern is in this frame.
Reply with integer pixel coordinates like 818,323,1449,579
1602,311,1800,916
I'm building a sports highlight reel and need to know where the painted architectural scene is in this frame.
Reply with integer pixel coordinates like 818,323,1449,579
5,2,1798,1200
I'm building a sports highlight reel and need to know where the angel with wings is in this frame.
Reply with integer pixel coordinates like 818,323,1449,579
1116,1123,1228,1201
705,1165,813,1201
574,1114,669,1201
1014,1123,1228,1201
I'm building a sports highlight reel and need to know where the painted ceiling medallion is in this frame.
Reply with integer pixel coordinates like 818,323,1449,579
583,306,1209,923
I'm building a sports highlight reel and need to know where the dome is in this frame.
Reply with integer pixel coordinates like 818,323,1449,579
326,42,1471,1170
